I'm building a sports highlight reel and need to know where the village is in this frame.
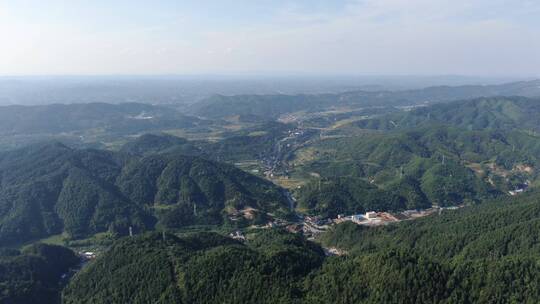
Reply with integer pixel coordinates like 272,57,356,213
228,204,465,246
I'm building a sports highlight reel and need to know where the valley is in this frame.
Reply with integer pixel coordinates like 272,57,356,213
3,1,540,302
3,80,540,303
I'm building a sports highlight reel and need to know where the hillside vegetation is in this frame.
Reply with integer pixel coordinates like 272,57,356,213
354,96,540,132
318,190,540,302
0,102,203,135
0,243,79,304
62,191,540,303
0,142,290,244
296,177,430,217
120,122,293,163
192,81,540,119
63,230,325,304
292,124,540,214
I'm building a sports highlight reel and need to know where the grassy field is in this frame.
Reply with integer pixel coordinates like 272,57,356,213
37,234,66,246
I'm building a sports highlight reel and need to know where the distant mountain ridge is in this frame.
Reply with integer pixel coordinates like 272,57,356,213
353,96,540,132
0,102,203,136
191,80,540,119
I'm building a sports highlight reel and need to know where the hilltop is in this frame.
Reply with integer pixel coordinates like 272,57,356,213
353,96,540,132
62,190,540,303
0,142,291,244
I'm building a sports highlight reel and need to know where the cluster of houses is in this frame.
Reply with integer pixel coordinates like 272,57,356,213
227,205,469,243
335,211,400,226
79,251,97,260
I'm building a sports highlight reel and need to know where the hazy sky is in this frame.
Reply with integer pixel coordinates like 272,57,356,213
1,0,539,76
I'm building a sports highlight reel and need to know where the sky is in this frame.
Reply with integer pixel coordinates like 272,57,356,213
0,0,539,76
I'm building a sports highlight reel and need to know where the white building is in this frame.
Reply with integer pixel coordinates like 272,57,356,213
365,211,377,219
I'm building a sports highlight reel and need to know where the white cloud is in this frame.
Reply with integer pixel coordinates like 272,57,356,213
0,0,539,75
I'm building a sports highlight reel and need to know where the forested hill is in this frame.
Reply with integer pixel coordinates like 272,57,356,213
0,102,203,135
354,96,540,132
313,190,540,303
63,230,326,304
0,142,290,244
0,243,79,304
63,191,540,303
120,122,293,162
191,80,540,119
321,190,540,260
294,124,540,216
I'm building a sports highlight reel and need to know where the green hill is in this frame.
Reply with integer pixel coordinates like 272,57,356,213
321,189,540,259
0,102,211,151
63,230,452,304
121,121,292,162
354,96,540,132
293,125,540,211
0,143,290,244
318,190,540,302
62,230,325,304
0,243,79,304
296,177,430,217
202,121,293,162
0,102,203,135
191,81,540,119
62,190,540,303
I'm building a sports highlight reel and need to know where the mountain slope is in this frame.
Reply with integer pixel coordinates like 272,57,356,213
354,96,540,132
191,80,540,119
321,189,540,262
292,125,540,211
296,177,430,217
313,190,540,303
0,243,79,304
0,102,204,136
0,143,290,244
63,230,325,304
62,189,540,304
120,121,293,162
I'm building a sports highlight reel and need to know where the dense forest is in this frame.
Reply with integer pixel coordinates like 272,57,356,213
63,230,325,304
296,176,430,217
354,96,540,132
318,190,540,302
62,190,540,303
0,243,79,304
292,123,540,213
0,142,291,244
